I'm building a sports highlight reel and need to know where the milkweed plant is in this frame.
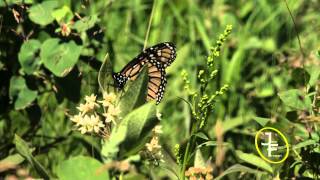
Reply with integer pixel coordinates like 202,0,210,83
69,25,232,179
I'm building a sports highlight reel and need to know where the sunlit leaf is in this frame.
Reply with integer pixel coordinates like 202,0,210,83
194,149,205,167
253,117,270,126
235,150,273,173
119,67,149,118
101,122,127,161
73,15,98,32
278,89,312,111
28,0,58,26
120,102,158,156
52,5,73,22
41,38,82,77
57,156,109,180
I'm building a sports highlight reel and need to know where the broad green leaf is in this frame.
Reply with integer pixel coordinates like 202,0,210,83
41,38,82,77
28,1,58,26
253,117,270,126
18,39,41,74
9,76,37,110
235,150,273,173
0,154,24,167
14,134,50,179
255,83,274,98
120,102,158,155
193,132,209,140
98,54,114,92
119,67,149,118
306,66,320,86
278,89,312,111
215,164,267,180
194,149,205,168
15,88,38,109
0,0,33,7
101,122,127,161
52,5,73,22
57,156,109,180
293,139,318,150
73,15,98,32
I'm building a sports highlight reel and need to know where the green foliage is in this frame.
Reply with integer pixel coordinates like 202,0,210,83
18,40,41,74
9,76,37,110
41,38,82,77
56,156,109,180
278,89,312,111
235,150,273,174
14,135,50,179
28,1,59,26
1,0,320,179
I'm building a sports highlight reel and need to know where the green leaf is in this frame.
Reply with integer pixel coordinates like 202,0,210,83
18,39,41,74
293,139,318,150
9,76,37,110
41,38,82,77
253,117,270,126
15,88,38,109
98,54,114,92
52,5,73,22
235,150,273,173
193,132,209,140
73,15,98,32
120,102,158,154
278,89,312,111
57,156,109,180
119,67,149,118
194,149,205,168
215,164,267,180
255,83,274,98
306,66,320,87
14,134,50,179
0,154,25,167
101,122,127,161
28,1,59,26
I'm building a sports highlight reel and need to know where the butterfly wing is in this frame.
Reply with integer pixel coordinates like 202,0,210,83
145,42,176,67
146,62,167,104
114,42,176,104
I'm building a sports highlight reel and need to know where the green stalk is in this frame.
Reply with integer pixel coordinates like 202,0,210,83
180,120,197,179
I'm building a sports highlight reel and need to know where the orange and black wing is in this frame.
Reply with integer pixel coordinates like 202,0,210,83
113,42,176,104
146,62,167,104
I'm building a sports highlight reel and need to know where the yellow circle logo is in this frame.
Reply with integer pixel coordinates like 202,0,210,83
255,127,289,164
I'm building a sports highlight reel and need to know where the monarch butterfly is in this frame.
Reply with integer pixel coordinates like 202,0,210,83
113,42,176,104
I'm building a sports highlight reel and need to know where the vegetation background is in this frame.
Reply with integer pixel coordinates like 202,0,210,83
0,0,319,179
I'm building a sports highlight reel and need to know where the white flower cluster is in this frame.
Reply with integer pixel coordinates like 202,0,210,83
70,92,120,135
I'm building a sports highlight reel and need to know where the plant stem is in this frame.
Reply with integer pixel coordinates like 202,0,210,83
180,120,197,179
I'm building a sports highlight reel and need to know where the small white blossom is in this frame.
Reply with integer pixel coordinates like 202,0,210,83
76,114,104,134
70,113,82,126
76,103,94,115
99,92,117,107
153,125,163,134
146,136,161,152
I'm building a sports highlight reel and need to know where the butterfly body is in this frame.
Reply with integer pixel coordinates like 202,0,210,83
113,42,176,104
